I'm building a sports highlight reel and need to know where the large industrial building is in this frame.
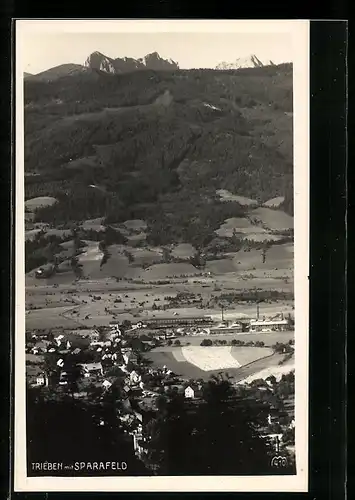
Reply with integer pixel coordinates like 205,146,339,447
209,321,243,334
145,316,213,329
248,318,290,333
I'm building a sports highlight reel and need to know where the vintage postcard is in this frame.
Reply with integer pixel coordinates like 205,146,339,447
14,19,309,492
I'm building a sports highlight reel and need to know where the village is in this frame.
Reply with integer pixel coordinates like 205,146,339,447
26,312,296,463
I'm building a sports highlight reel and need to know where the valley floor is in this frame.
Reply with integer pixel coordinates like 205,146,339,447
25,276,294,330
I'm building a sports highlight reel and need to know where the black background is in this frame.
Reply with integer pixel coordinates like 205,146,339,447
0,15,348,500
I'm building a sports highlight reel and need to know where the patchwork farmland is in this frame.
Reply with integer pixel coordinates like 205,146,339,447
145,345,282,382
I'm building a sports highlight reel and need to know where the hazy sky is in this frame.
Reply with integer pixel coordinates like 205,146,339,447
21,31,293,74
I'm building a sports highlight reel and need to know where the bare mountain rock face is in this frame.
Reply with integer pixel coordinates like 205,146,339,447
216,54,276,70
26,51,179,83
84,51,118,73
84,51,179,74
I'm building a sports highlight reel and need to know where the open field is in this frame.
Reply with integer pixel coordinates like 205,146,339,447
250,207,293,231
229,243,293,271
146,351,206,379
135,263,204,280
232,353,291,383
216,189,258,206
77,241,104,279
100,246,130,278
204,274,293,290
215,212,290,241
25,269,294,329
46,229,72,239
25,233,293,286
179,346,273,371
25,306,82,330
25,229,43,241
237,357,295,384
25,228,73,242
178,346,243,371
263,196,285,208
171,243,196,260
126,232,147,245
129,247,163,266
215,217,284,242
205,259,238,274
26,292,77,309
145,345,284,382
123,219,147,231
25,196,58,210
25,231,294,330
80,218,106,232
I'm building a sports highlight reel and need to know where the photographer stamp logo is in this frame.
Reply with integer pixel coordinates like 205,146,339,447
271,456,288,468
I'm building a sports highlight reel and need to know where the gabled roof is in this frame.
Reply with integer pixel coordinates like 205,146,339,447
185,382,203,391
134,411,143,422
80,362,103,372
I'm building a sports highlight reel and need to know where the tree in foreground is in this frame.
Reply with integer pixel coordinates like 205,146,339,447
143,376,295,475
26,386,148,476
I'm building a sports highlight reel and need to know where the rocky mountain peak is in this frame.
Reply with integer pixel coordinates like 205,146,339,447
216,54,276,70
84,51,179,74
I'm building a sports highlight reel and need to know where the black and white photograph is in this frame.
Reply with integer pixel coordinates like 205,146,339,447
15,20,309,492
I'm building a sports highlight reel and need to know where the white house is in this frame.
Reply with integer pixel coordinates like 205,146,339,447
129,370,141,385
184,386,195,399
102,379,112,390
36,373,48,387
57,358,65,368
90,340,111,348
59,371,68,385
123,353,131,365
184,383,203,399
80,362,104,377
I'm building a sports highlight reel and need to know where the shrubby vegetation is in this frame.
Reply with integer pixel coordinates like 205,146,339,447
143,374,295,475
25,225,127,273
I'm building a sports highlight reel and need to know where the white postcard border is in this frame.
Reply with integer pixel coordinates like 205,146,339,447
14,19,309,492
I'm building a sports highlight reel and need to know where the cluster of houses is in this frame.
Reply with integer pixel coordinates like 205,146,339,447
26,307,295,459
26,326,141,388
241,375,296,451
26,324,204,457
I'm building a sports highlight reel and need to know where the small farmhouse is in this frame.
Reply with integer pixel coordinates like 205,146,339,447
184,384,203,399
184,386,195,399
80,362,104,378
36,372,48,387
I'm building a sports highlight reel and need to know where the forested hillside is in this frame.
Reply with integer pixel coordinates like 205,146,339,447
24,63,293,248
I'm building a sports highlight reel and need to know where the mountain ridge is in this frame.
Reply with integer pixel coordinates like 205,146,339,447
24,62,294,241
216,54,277,70
25,63,90,82
25,52,288,81
84,50,180,74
